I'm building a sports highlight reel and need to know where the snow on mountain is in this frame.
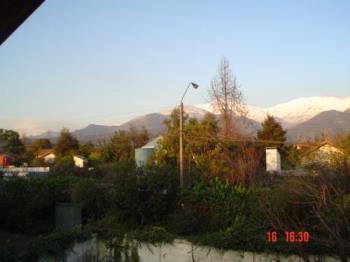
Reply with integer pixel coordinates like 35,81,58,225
160,104,211,119
196,96,350,127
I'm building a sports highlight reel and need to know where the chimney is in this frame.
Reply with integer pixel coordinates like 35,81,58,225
266,147,281,173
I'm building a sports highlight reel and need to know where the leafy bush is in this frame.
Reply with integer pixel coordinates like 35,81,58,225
0,176,76,233
178,178,253,232
50,156,76,176
71,178,108,221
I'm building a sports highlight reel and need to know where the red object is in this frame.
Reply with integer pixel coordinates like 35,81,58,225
0,154,11,167
285,231,310,243
267,231,310,243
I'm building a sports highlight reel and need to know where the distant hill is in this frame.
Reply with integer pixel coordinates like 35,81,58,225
28,96,350,143
198,96,350,127
28,130,60,142
72,124,120,142
287,110,350,141
70,113,169,142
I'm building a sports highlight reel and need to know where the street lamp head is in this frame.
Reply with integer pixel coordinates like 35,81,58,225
190,82,199,89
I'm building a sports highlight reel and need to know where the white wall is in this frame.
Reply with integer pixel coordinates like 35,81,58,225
266,148,281,172
39,238,341,262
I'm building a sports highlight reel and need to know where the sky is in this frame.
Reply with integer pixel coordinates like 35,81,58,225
1,0,349,135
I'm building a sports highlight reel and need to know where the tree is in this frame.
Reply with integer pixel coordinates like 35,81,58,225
54,129,79,156
101,131,133,164
257,115,286,148
0,129,25,164
100,127,149,165
30,139,52,150
153,110,224,181
152,108,186,169
209,57,247,137
128,125,149,148
26,139,52,160
79,141,95,158
335,132,350,156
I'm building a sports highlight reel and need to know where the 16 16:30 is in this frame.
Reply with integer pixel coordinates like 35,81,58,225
267,231,310,243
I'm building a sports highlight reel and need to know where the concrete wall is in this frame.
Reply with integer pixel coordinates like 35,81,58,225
40,238,343,262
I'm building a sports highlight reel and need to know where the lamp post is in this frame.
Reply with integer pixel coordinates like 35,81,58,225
179,82,198,187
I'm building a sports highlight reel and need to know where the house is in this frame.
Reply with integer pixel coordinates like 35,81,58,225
300,141,346,168
37,149,56,163
135,136,163,167
73,155,88,168
293,143,316,151
0,153,11,167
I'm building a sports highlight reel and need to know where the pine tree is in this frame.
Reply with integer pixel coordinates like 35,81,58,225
54,128,79,156
257,115,286,148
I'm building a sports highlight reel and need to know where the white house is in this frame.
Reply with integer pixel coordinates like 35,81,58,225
300,141,346,167
37,149,56,163
73,155,88,168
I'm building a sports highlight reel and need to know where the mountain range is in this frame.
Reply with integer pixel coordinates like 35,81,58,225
30,96,350,143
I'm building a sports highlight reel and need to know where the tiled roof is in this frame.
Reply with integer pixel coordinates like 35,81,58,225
37,149,55,158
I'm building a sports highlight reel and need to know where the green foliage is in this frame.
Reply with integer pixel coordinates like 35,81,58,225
257,115,286,148
71,178,108,220
54,128,79,157
281,145,302,169
50,155,76,176
0,128,25,164
152,110,222,180
27,138,52,154
335,132,350,156
78,141,95,158
82,165,178,226
30,157,47,167
137,166,178,224
168,177,258,236
25,138,52,164
0,176,75,233
100,126,149,165
24,228,91,261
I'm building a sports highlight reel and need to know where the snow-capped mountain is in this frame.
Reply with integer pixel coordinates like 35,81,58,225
29,96,350,142
160,105,210,119
197,96,350,127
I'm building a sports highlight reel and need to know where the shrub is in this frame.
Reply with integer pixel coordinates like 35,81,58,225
0,176,75,233
70,178,108,221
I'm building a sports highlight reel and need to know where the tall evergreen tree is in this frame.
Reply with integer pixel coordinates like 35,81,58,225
54,129,79,156
257,115,286,148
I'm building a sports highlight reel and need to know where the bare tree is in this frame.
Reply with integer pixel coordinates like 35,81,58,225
209,57,247,137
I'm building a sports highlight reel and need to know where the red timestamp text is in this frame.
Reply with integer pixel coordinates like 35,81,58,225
266,231,310,243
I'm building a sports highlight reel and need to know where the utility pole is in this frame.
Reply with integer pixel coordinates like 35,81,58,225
179,82,198,188
179,101,184,187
